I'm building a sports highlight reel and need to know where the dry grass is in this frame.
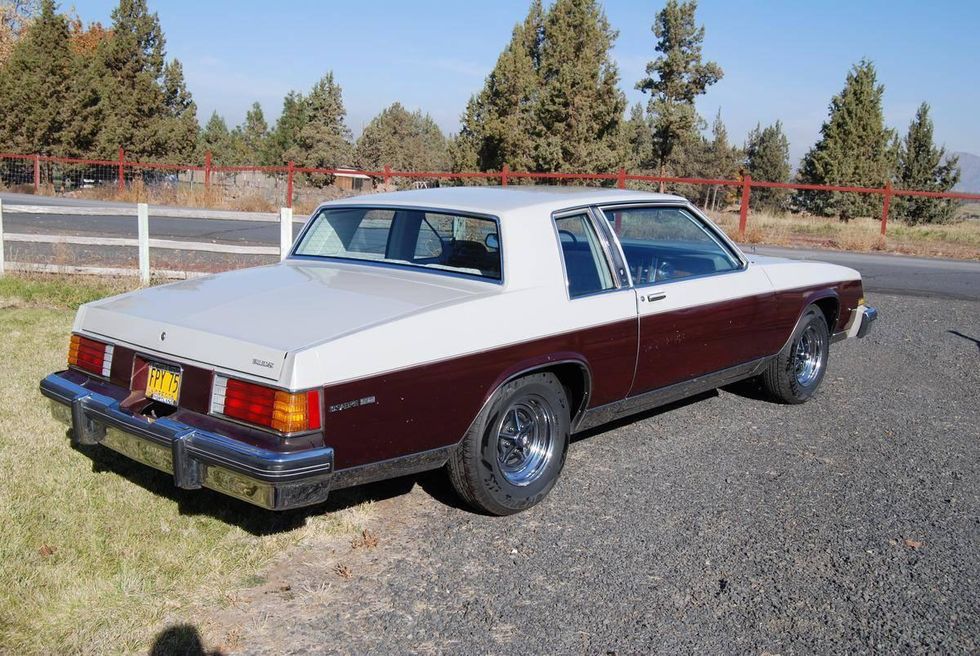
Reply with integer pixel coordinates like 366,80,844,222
0,275,372,654
709,209,980,260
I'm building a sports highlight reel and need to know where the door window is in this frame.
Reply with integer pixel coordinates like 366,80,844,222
554,213,615,298
604,206,741,285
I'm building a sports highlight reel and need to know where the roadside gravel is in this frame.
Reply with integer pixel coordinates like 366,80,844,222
205,293,978,655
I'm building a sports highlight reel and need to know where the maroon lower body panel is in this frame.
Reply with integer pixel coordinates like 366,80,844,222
322,319,638,470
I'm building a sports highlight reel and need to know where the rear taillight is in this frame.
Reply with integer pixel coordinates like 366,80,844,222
68,334,114,377
211,375,321,434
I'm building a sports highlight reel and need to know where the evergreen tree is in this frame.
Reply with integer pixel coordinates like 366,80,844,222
239,101,269,161
745,120,791,212
158,59,198,162
637,0,722,182
0,0,71,154
452,0,543,173
198,111,235,164
92,0,169,160
355,102,448,172
286,72,353,183
894,102,960,225
703,109,740,209
265,91,307,165
797,60,895,220
534,0,625,173
623,102,652,171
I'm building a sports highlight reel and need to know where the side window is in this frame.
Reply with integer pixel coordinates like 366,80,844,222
414,218,443,259
554,213,615,298
605,206,740,284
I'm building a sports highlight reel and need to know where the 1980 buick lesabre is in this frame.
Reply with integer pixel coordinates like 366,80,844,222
41,187,878,515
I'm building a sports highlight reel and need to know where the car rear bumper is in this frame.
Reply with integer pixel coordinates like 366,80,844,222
40,371,334,510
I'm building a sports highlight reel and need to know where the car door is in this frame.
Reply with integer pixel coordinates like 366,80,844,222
598,203,775,395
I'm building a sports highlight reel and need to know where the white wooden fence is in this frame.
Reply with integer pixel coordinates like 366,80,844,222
0,198,298,283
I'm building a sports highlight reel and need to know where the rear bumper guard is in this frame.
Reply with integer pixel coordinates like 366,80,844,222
40,372,334,510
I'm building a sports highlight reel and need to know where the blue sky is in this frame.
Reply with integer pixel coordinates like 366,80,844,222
71,0,980,163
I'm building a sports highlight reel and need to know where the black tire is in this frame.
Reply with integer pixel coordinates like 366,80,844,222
761,306,830,404
448,372,570,515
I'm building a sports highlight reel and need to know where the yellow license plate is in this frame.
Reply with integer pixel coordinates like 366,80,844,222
146,363,181,406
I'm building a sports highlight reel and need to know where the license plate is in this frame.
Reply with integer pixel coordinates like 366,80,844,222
145,363,182,406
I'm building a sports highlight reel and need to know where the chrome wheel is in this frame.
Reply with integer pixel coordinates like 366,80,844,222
495,395,557,487
794,324,825,386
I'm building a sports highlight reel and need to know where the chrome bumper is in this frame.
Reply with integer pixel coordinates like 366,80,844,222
40,372,334,510
847,304,879,339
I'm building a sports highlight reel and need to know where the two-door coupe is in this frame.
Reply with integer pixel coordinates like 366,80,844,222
42,187,877,515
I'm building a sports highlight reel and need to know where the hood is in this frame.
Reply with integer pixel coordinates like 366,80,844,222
77,260,496,380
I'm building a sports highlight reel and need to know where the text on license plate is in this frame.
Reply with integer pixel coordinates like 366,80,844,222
146,363,181,406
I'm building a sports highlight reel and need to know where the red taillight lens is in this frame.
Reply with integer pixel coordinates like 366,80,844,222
68,334,113,377
212,376,320,434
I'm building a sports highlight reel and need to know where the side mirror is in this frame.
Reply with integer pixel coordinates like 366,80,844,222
485,233,499,250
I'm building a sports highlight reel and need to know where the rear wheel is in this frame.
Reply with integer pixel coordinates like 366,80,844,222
761,306,830,404
448,372,570,515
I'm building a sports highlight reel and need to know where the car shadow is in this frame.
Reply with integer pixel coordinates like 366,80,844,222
570,390,718,444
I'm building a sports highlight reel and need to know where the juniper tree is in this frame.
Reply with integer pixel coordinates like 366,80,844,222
286,72,353,183
265,91,306,165
745,120,791,212
356,102,448,172
158,59,198,162
636,0,722,184
534,0,625,173
623,102,652,171
797,60,895,220
0,0,71,153
452,0,543,174
238,101,269,162
198,111,236,164
894,103,960,225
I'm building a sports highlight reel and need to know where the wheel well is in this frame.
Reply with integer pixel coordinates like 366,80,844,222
542,362,590,423
813,297,839,332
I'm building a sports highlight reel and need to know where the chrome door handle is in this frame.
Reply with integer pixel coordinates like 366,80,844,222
646,293,666,302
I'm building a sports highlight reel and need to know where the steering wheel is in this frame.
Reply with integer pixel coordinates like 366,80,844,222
557,229,578,244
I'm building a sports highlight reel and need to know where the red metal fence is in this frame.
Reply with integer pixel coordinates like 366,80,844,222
2,150,978,238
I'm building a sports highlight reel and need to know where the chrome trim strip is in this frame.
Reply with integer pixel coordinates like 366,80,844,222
330,446,454,491
574,357,770,433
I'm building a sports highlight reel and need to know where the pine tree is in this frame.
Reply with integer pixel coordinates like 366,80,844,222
286,72,353,184
894,102,960,225
535,0,625,173
700,109,740,209
745,120,791,212
452,0,543,174
637,0,722,183
265,91,307,165
356,102,448,172
158,59,198,162
0,0,72,153
239,102,269,161
797,60,895,220
623,102,652,171
199,111,235,164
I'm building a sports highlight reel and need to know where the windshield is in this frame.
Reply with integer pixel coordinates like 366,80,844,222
294,207,502,281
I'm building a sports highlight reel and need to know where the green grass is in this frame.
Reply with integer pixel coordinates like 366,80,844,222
0,273,138,310
0,276,372,654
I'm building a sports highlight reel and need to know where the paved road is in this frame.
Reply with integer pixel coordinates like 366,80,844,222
198,292,978,655
3,193,979,300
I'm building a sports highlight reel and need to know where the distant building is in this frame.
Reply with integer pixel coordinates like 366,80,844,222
333,169,372,192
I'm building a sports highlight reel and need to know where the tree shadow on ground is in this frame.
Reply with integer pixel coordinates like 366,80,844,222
947,329,980,353
149,624,222,656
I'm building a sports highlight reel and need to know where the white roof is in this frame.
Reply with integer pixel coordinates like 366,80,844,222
319,186,685,217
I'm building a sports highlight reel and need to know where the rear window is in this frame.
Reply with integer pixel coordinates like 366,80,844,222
294,207,502,280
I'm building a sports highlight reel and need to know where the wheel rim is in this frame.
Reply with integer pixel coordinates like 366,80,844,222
794,324,824,386
494,395,557,487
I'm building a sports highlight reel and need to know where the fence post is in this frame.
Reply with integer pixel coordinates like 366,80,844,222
204,151,212,191
279,207,293,261
286,160,295,208
880,181,892,237
383,164,391,187
617,168,626,189
137,203,150,285
33,154,40,193
117,147,125,192
501,163,510,187
0,198,5,276
738,174,751,239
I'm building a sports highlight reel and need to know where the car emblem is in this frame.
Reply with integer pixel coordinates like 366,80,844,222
160,331,167,342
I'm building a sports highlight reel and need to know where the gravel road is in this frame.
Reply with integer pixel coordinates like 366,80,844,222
196,292,979,655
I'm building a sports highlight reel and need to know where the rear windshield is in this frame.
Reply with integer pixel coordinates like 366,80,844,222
294,207,502,281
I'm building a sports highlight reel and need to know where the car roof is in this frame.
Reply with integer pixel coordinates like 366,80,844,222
317,186,686,218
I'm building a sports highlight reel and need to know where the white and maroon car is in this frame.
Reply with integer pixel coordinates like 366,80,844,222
42,187,877,515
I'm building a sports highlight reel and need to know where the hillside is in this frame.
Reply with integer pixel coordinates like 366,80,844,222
953,151,980,192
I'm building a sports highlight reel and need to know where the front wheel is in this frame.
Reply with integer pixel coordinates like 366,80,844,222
447,372,570,515
761,306,830,404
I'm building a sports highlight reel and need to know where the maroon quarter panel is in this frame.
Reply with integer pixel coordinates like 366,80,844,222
322,319,637,470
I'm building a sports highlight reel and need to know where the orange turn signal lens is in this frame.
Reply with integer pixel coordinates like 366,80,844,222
68,334,112,376
216,377,321,434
